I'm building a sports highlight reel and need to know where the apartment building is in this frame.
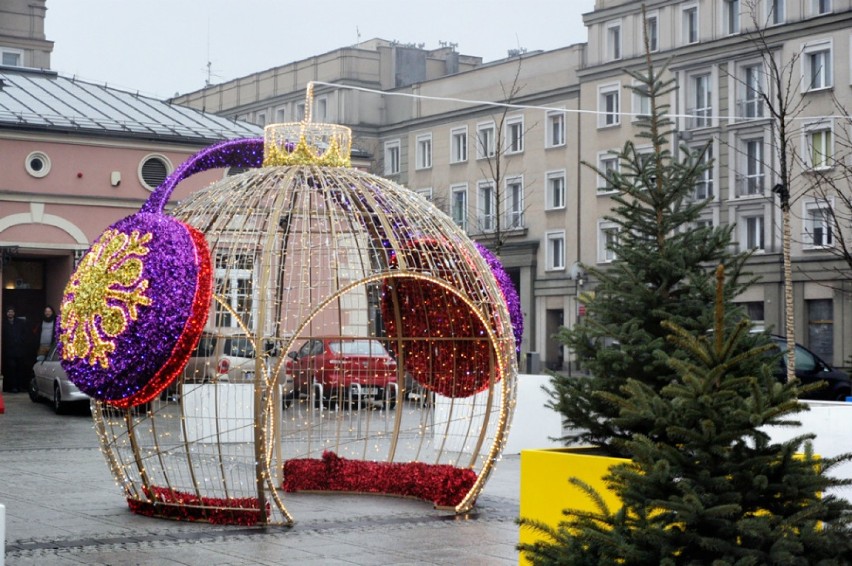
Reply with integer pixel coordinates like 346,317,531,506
171,38,483,164
0,0,50,69
174,41,586,367
174,1,852,372
582,0,852,370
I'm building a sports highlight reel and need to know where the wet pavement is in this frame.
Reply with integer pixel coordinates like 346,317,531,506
0,392,522,565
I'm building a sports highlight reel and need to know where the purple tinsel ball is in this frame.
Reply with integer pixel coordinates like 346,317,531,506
474,242,523,352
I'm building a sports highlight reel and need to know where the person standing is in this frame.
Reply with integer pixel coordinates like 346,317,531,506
2,306,28,393
35,305,57,358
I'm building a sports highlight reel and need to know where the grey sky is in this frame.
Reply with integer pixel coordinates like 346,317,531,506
45,0,595,100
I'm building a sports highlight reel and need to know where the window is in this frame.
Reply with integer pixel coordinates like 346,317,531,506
275,106,287,122
633,85,651,120
450,127,468,163
478,181,496,231
598,153,619,192
546,110,565,147
804,202,833,247
383,140,400,175
0,47,22,67
806,124,833,170
476,122,496,159
546,170,566,210
812,0,832,15
139,154,172,191
803,41,832,91
415,187,433,201
506,116,524,154
295,102,306,122
607,21,622,61
739,301,765,330
807,299,834,364
451,184,468,231
25,151,51,178
645,14,659,52
724,0,740,35
314,97,328,122
599,83,620,127
546,231,566,270
740,64,764,119
636,147,654,172
693,145,714,200
695,216,715,231
256,112,266,126
215,253,254,329
415,133,432,170
682,5,699,45
688,73,712,129
598,221,619,263
506,176,524,228
744,215,765,251
770,0,785,25
737,139,764,196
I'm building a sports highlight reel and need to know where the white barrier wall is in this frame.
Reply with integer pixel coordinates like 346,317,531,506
504,374,562,454
182,383,255,444
765,400,852,500
506,381,852,500
1,502,5,566
432,374,562,455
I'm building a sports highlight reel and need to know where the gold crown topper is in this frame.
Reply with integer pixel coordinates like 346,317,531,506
262,83,352,167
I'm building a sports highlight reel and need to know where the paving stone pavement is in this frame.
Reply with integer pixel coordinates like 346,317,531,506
0,393,524,565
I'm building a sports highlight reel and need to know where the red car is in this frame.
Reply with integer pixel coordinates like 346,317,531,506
285,337,398,409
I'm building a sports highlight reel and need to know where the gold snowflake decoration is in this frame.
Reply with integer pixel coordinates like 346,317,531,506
61,229,153,368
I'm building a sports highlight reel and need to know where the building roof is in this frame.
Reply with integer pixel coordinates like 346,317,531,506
0,66,261,143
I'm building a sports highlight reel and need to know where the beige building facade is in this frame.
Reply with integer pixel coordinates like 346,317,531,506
175,1,852,372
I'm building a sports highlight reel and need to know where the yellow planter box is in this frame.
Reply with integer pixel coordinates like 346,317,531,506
518,448,821,564
519,447,628,564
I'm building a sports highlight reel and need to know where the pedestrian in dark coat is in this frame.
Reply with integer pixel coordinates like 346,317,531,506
2,306,28,393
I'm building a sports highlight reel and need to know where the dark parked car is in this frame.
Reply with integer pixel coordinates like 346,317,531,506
768,335,851,401
285,337,398,409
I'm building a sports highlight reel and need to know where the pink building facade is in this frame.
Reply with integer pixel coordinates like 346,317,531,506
0,68,260,387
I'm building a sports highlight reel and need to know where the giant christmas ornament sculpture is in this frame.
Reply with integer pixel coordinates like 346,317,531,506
60,86,519,526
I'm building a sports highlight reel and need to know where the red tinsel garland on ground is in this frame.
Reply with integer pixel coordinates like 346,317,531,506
126,485,269,525
281,451,478,508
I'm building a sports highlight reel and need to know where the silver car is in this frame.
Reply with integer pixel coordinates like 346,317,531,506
179,330,295,404
30,344,90,414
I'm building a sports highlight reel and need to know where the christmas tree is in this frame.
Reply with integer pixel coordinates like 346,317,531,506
548,54,756,451
520,266,852,564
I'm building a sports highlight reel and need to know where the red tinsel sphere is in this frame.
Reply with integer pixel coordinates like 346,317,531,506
381,238,499,398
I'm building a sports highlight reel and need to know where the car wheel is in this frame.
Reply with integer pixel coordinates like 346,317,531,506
29,377,40,403
283,391,295,409
383,386,397,411
327,390,339,411
53,385,66,415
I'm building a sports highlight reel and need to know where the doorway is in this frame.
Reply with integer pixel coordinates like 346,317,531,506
545,308,564,371
2,258,47,392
